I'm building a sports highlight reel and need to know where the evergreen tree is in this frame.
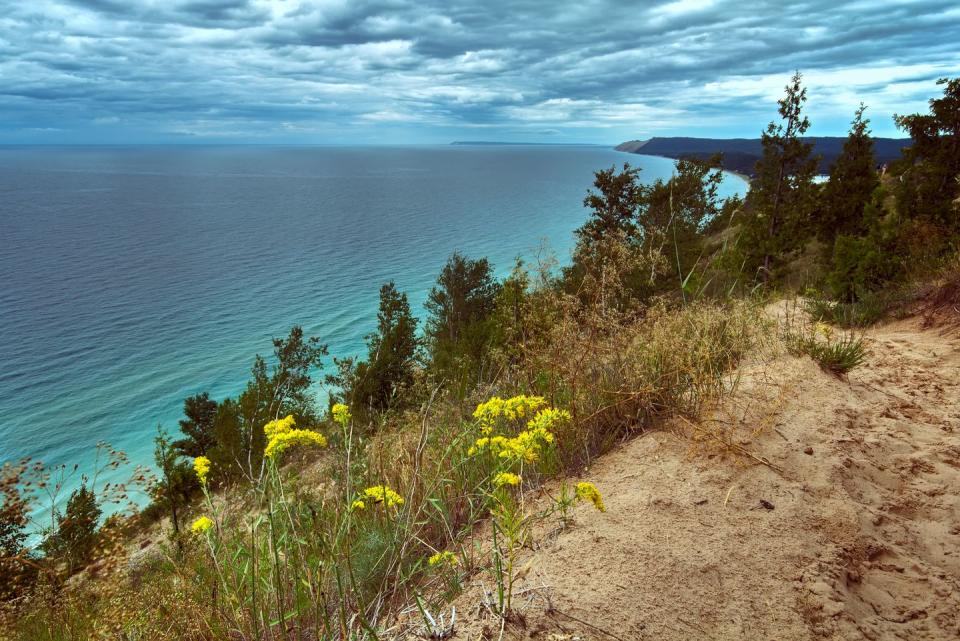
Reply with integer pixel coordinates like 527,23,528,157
744,71,819,280
576,163,645,243
208,398,244,481
0,463,34,600
493,259,533,366
894,77,960,230
564,164,648,308
818,104,878,241
639,155,725,296
173,392,218,458
152,427,197,546
334,282,420,414
213,327,327,479
364,282,419,407
567,157,728,304
425,252,501,384
42,484,101,575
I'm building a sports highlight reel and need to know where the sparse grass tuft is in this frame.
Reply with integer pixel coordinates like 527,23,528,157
783,312,868,375
803,291,887,328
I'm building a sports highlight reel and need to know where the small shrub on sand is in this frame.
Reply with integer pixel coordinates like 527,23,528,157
785,320,867,375
804,290,887,328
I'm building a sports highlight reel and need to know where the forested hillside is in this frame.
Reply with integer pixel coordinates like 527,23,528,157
616,135,911,177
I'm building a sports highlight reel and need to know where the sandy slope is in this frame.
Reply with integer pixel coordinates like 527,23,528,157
441,314,960,640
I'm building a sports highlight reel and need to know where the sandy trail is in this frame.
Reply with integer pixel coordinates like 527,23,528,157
444,314,960,640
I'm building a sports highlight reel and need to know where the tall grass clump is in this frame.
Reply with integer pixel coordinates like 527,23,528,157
782,311,868,375
803,290,888,328
523,297,766,466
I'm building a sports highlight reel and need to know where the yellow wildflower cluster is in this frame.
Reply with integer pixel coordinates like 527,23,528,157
262,415,327,459
427,550,458,567
191,515,214,535
815,321,834,341
331,403,352,426
526,407,571,433
473,395,546,433
265,429,328,459
502,428,553,463
575,482,606,512
353,484,404,509
493,472,521,487
264,414,297,439
193,455,211,486
468,404,566,463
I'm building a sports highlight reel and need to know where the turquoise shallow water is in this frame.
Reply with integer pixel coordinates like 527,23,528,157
0,145,746,512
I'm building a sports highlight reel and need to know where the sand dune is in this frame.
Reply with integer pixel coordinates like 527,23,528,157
445,310,960,640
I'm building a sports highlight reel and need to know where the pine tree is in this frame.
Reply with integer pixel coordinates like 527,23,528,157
339,282,420,413
425,252,501,385
576,163,644,243
152,427,197,548
42,484,101,575
566,158,729,305
894,77,960,230
639,155,725,296
1,463,34,600
818,104,878,241
224,327,327,478
173,392,218,458
744,71,819,280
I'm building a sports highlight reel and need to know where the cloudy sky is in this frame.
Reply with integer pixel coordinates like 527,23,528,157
2,0,959,144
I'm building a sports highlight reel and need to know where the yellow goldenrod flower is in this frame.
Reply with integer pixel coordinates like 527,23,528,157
473,396,505,433
428,550,458,567
502,395,546,421
264,414,296,439
331,403,351,426
191,515,214,535
472,400,565,463
499,428,552,463
469,437,489,456
264,428,327,459
493,472,521,487
193,455,211,486
575,482,606,512
360,485,404,508
350,499,366,511
471,435,511,456
474,395,548,432
815,321,833,341
526,408,570,433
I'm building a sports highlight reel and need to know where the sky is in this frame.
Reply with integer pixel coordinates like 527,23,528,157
2,0,959,144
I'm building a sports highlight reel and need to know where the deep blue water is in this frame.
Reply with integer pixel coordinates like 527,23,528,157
0,145,746,511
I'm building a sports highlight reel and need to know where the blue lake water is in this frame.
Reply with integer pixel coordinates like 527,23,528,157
0,145,746,512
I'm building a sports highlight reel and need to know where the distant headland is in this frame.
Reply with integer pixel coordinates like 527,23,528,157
615,136,912,178
451,141,600,146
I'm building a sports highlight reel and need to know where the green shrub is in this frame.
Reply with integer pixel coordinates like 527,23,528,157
826,229,899,303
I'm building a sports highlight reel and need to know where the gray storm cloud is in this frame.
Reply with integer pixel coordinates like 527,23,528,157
2,0,958,142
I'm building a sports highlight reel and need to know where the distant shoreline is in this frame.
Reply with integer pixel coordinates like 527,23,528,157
723,168,753,186
451,141,603,146
614,136,910,180
614,147,753,190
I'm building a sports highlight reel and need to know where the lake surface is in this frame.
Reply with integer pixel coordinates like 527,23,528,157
0,145,746,511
